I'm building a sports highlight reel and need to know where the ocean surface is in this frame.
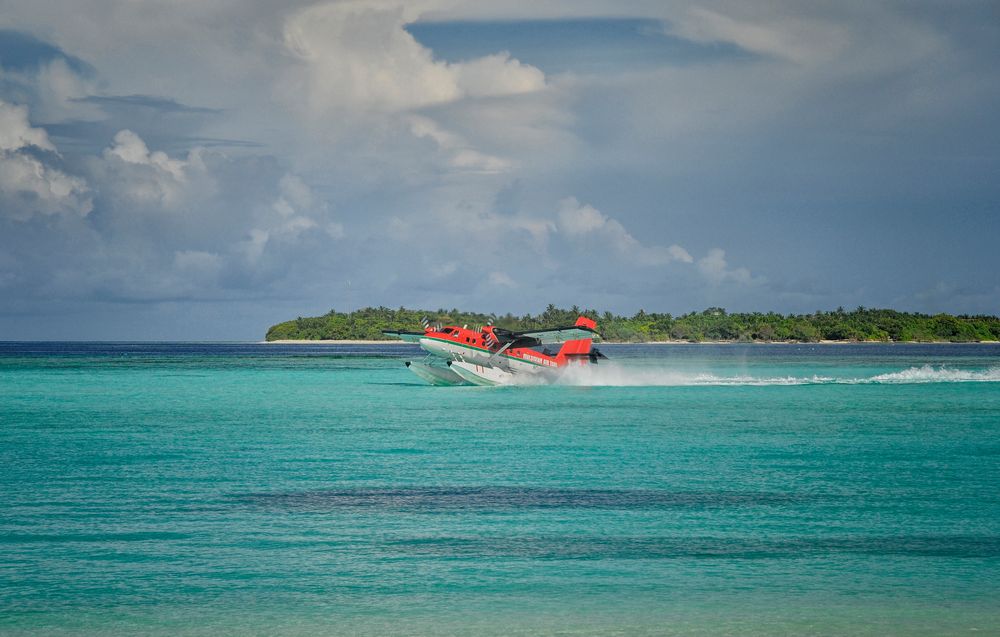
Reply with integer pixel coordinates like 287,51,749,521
2,342,999,636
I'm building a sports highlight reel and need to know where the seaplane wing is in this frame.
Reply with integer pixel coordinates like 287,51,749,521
513,325,602,345
381,330,425,343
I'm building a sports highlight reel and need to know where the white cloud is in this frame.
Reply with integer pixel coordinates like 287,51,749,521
0,101,56,152
409,115,511,173
556,198,606,236
452,52,546,98
371,192,744,308
281,2,545,117
240,172,342,264
431,87,576,162
238,214,319,265
555,197,692,266
104,129,186,178
697,248,757,285
95,129,205,209
0,153,92,219
0,100,92,220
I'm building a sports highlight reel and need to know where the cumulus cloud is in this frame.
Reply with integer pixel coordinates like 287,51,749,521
281,2,545,116
452,52,546,98
0,153,91,219
371,193,758,310
697,248,758,286
269,2,571,194
0,99,91,219
555,197,693,266
104,129,186,177
92,129,207,210
238,172,344,264
91,149,311,302
373,192,765,310
408,115,510,173
0,100,56,151
556,198,607,236
0,118,348,308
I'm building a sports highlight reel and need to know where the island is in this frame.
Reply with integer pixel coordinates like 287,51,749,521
265,305,1000,343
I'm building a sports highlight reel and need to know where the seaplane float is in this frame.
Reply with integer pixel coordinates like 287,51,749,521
382,315,606,386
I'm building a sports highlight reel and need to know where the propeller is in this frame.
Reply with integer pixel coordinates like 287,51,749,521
481,314,498,345
420,316,430,331
588,348,608,364
483,323,498,349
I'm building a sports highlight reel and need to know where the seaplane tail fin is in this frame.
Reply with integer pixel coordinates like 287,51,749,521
556,337,592,359
555,316,598,363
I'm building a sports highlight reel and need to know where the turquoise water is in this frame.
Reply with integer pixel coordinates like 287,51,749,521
2,342,999,636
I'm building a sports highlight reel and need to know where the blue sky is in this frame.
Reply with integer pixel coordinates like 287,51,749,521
407,18,750,72
0,1,998,339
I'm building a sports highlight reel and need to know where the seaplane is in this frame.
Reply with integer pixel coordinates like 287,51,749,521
382,315,606,386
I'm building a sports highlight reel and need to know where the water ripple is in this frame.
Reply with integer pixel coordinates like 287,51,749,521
236,486,802,511
387,534,1000,559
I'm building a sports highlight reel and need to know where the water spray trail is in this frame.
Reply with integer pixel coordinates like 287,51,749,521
536,364,1000,387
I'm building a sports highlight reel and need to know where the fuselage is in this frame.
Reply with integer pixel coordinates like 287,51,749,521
418,325,560,375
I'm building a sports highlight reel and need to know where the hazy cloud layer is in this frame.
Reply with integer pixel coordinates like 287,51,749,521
0,0,997,338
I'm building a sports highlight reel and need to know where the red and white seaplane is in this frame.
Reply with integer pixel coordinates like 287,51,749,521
383,316,606,386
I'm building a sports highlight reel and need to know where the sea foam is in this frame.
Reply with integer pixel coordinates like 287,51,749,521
540,364,1000,387
868,364,1000,383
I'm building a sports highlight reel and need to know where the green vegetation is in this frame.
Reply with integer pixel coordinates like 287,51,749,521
265,305,1000,343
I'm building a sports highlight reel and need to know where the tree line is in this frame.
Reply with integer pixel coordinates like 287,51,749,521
265,305,1000,342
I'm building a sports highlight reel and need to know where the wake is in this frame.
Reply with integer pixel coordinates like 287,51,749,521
545,364,1000,387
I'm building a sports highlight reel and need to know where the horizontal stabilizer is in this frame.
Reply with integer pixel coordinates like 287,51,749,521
515,325,601,344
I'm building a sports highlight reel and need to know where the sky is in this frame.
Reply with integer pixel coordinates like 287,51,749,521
0,0,998,340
